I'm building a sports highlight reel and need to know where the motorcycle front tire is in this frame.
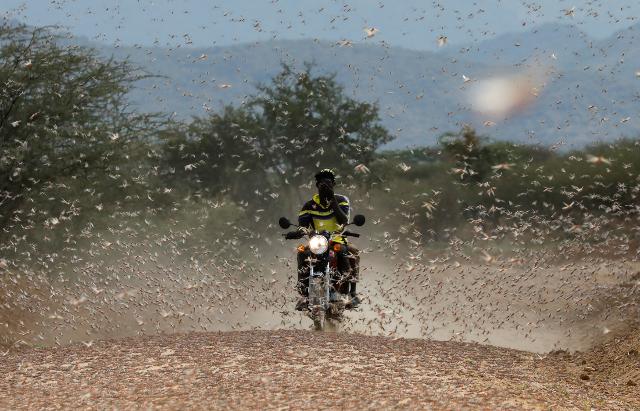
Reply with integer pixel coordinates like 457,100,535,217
313,309,325,331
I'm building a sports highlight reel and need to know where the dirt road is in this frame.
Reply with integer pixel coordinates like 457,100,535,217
2,330,637,410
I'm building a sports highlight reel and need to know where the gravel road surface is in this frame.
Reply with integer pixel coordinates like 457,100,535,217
2,330,638,410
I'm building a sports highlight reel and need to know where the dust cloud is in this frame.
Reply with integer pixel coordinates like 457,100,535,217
2,231,637,354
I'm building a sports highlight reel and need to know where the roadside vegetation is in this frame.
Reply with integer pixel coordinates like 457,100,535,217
2,23,639,272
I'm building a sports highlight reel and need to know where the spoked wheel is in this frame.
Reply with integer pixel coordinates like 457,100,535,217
312,308,325,331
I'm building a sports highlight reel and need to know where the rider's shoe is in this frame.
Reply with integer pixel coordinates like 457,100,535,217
295,297,308,311
349,294,361,309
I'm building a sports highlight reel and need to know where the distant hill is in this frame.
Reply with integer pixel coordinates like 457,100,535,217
443,22,592,68
82,23,640,149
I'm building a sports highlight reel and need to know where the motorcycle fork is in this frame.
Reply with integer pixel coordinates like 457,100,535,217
308,262,331,310
308,265,325,309
324,264,331,304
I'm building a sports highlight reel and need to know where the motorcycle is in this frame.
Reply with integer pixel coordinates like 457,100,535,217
279,214,366,331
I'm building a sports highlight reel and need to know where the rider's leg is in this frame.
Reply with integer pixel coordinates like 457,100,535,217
297,248,310,297
336,251,352,294
347,245,360,296
296,248,310,311
346,245,361,307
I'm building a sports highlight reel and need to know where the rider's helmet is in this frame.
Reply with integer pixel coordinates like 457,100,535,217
314,168,336,184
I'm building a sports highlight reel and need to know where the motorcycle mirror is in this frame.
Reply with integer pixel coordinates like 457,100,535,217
352,214,366,226
278,217,292,229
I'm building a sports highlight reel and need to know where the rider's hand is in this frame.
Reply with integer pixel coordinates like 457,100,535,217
318,182,334,199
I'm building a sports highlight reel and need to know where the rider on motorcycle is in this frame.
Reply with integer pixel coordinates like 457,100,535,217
293,169,361,310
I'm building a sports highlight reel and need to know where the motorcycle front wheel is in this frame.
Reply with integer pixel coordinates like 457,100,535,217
312,308,325,331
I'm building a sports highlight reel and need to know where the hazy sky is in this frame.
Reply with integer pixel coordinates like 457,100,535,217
2,0,639,50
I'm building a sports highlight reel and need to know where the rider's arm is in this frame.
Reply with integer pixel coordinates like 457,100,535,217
298,206,314,232
330,195,349,225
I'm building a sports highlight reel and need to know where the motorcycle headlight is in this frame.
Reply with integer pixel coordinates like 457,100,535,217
308,235,329,255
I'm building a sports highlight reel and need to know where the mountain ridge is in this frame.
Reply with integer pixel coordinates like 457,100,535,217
13,20,640,148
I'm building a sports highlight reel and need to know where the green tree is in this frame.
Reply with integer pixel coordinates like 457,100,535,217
162,63,393,216
438,125,494,182
254,64,391,184
159,106,269,204
0,24,161,242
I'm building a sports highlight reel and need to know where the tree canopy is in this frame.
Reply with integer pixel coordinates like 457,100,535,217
162,63,393,213
0,24,161,245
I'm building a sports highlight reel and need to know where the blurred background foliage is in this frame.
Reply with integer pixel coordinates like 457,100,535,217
2,23,640,276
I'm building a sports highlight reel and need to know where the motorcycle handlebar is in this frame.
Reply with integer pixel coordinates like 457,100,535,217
283,231,304,240
282,230,360,239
